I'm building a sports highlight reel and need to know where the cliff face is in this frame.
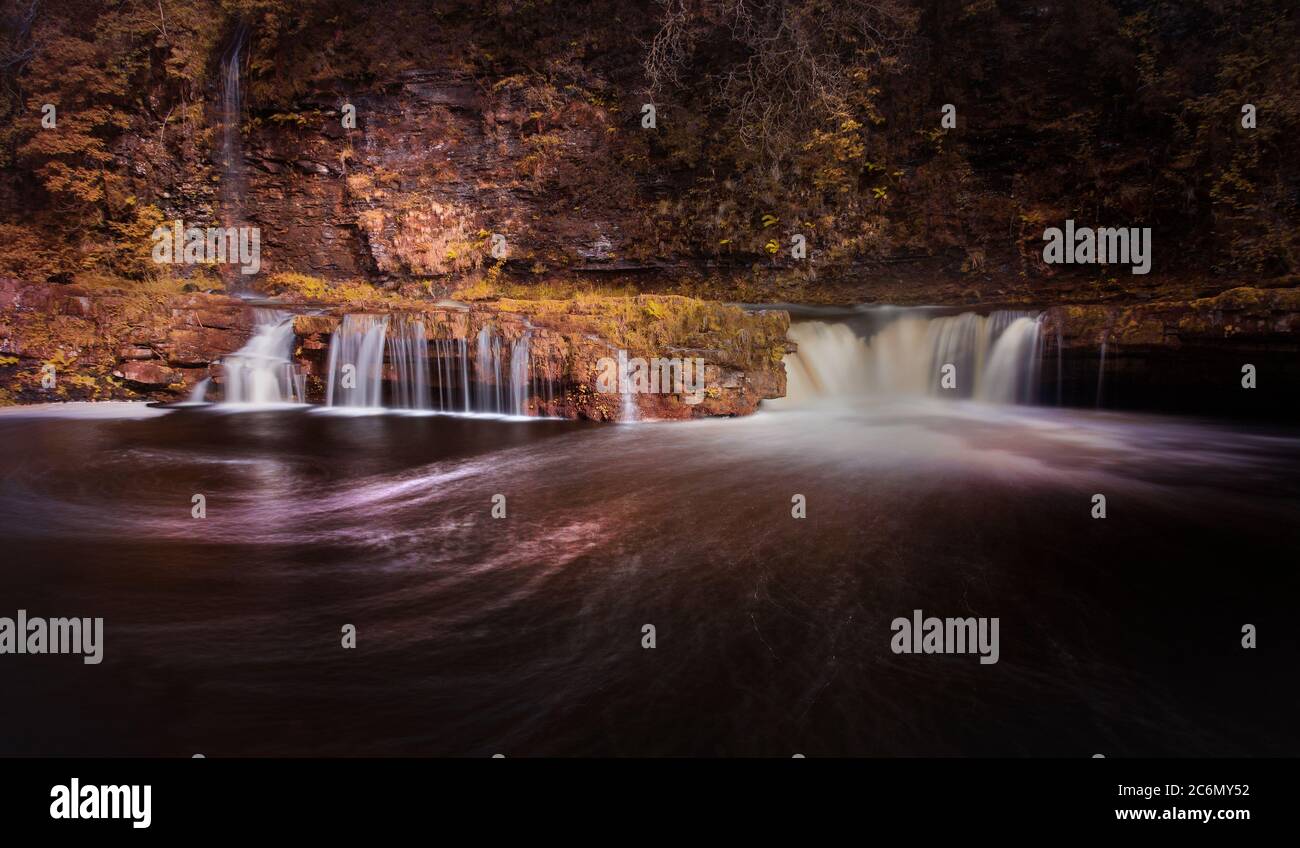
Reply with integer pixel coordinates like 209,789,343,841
1,1,1297,416
209,63,667,286
6,1,1297,292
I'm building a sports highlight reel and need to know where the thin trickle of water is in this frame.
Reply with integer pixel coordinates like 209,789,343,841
620,353,640,423
460,341,470,412
1056,323,1064,406
1096,331,1109,409
430,338,472,413
219,26,248,220
530,346,556,416
220,309,305,405
326,314,389,408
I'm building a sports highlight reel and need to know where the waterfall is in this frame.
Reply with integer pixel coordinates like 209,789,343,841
977,316,1043,404
475,327,494,412
783,309,1043,406
530,344,555,416
219,26,248,222
510,333,531,416
187,378,211,404
220,309,305,405
387,318,429,410
430,338,472,413
461,326,539,416
620,353,640,423
325,314,389,408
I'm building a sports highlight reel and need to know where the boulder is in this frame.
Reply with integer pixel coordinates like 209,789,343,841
112,360,183,388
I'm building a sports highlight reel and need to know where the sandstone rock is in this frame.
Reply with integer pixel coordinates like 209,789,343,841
112,360,182,387
167,327,247,366
117,345,155,360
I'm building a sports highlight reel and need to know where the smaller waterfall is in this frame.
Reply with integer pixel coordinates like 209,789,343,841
220,309,305,405
463,326,540,416
326,314,389,408
620,354,640,423
387,317,429,410
187,378,211,404
531,346,555,415
510,333,531,416
473,327,502,414
430,338,473,413
1055,323,1064,406
219,26,248,213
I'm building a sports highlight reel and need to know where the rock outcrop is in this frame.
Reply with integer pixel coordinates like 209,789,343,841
1039,286,1300,416
0,278,788,419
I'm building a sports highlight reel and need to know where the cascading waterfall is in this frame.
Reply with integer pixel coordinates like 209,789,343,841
387,317,430,410
208,299,550,416
509,333,531,417
783,309,1044,405
980,316,1044,404
430,338,473,413
473,327,527,415
325,314,389,408
319,317,538,415
220,309,305,405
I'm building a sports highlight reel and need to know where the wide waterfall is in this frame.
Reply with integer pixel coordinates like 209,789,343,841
325,314,389,408
431,338,472,413
219,309,306,405
783,308,1044,405
318,315,538,415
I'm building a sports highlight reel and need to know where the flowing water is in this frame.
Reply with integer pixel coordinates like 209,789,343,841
219,26,247,224
325,314,389,408
386,317,430,411
315,317,535,416
0,307,1297,756
219,309,305,405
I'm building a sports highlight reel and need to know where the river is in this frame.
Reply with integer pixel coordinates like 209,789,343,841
0,307,1296,756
